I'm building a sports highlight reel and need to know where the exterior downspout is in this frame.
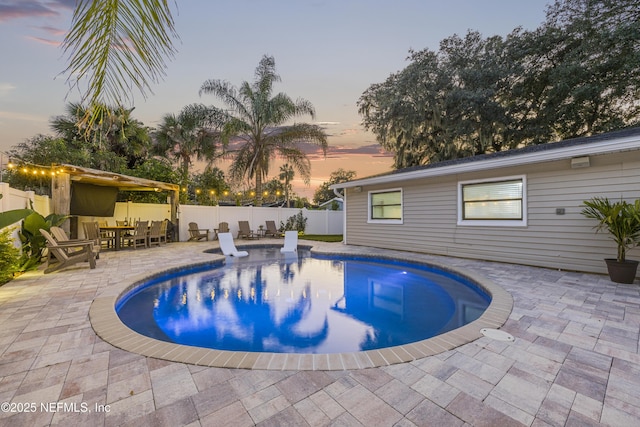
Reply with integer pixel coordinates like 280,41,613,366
333,187,346,244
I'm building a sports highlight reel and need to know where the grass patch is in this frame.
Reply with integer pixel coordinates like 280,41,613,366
299,234,343,242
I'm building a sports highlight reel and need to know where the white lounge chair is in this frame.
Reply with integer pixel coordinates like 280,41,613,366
218,232,248,257
281,230,298,253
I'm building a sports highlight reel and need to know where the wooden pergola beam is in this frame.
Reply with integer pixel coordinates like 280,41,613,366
51,164,180,239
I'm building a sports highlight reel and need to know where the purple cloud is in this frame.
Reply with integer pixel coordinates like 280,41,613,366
224,137,392,160
299,142,393,159
0,0,74,22
25,35,61,46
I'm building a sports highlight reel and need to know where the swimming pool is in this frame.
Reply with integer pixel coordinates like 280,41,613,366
116,247,490,354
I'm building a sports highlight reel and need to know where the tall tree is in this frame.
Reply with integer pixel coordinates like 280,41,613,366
122,157,180,203
359,0,640,169
359,32,519,169
192,166,229,206
278,163,294,207
8,134,89,168
62,0,178,131
510,0,640,140
199,55,328,206
313,169,357,205
51,103,151,171
359,48,462,169
152,103,222,202
5,134,90,196
263,177,286,204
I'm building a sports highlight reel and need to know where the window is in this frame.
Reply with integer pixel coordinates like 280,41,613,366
368,189,403,224
458,176,526,226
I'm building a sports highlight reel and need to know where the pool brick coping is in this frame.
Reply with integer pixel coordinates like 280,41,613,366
89,243,513,370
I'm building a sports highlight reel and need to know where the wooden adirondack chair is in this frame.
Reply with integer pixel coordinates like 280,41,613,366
237,221,258,239
211,222,228,240
188,222,209,241
264,220,282,238
40,229,96,274
51,225,101,260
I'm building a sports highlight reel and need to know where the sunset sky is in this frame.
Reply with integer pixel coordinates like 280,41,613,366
0,0,550,198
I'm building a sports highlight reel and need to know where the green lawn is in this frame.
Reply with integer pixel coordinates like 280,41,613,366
299,234,343,242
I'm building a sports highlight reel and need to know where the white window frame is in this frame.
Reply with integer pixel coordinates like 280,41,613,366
457,175,527,227
368,188,403,224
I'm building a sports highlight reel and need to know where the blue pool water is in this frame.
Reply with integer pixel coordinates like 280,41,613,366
116,248,490,354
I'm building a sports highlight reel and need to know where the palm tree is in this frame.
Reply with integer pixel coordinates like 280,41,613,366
153,104,222,202
199,55,328,206
279,163,294,207
51,103,151,171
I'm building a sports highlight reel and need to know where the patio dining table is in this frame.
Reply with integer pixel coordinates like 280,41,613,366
100,225,135,251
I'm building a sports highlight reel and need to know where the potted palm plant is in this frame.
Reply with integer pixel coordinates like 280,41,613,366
581,197,640,284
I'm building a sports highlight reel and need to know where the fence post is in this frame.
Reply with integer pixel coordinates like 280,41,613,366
0,182,8,213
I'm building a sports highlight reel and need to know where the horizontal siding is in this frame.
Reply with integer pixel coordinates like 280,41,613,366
345,151,640,276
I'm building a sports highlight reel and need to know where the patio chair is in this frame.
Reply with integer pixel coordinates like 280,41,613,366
115,220,134,241
217,232,248,257
214,222,229,240
98,221,115,248
52,225,101,260
148,220,163,247
123,221,149,249
159,220,168,245
237,221,258,239
40,229,96,274
264,220,281,238
281,230,299,253
188,222,210,241
83,221,115,251
163,219,175,243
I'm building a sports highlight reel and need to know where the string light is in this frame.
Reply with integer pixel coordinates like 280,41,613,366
3,160,67,178
2,154,286,201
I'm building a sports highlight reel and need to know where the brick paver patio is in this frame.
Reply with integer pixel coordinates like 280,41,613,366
0,240,639,426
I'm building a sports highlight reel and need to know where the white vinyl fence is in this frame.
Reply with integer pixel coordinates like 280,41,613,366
0,182,51,214
0,182,52,246
177,205,343,240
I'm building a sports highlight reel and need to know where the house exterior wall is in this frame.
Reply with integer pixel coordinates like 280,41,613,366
343,150,640,276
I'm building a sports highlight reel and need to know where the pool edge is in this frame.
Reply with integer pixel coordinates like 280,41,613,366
89,243,513,371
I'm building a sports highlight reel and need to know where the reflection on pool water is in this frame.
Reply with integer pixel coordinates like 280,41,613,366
117,248,490,354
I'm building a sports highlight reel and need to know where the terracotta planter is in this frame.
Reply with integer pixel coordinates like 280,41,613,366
605,259,639,284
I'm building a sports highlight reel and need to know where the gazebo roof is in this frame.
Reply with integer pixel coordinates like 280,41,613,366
60,164,179,193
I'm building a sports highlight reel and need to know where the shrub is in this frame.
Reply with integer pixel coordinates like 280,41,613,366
280,211,308,234
0,228,21,285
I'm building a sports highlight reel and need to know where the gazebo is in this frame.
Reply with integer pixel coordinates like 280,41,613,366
51,164,180,239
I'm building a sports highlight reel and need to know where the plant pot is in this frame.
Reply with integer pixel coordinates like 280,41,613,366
605,259,639,284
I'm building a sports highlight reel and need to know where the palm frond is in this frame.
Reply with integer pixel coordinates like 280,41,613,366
254,55,280,96
62,0,178,128
199,80,252,120
274,123,328,154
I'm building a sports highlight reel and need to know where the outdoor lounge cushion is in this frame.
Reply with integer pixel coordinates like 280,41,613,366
280,230,298,253
218,232,248,257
